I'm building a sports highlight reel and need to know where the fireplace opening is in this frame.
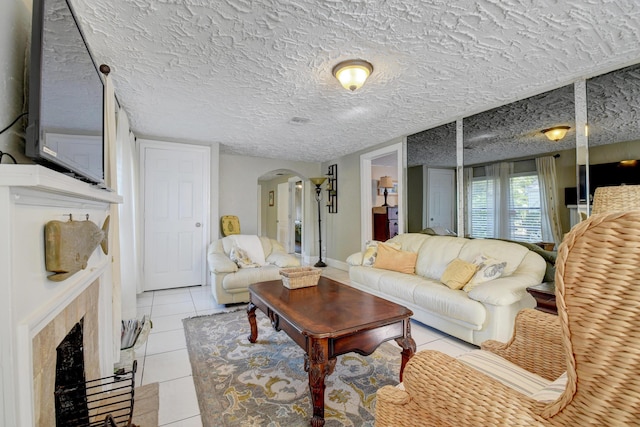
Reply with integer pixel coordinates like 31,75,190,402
52,318,138,426
54,319,89,426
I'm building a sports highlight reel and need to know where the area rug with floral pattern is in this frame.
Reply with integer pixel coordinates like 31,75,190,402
183,308,401,427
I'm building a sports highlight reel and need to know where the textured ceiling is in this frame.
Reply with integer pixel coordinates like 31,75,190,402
69,0,640,162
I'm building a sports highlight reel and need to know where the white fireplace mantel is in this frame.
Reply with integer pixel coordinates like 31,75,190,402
0,165,122,426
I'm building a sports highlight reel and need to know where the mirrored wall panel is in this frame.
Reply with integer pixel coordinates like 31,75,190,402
407,122,456,233
585,63,640,203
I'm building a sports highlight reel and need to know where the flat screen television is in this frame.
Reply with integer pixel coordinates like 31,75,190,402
25,0,105,186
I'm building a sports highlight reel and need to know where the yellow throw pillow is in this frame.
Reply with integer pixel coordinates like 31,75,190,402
441,258,478,290
362,240,401,267
373,243,418,274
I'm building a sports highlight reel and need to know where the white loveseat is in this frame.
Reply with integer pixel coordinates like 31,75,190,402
346,233,546,345
207,235,300,304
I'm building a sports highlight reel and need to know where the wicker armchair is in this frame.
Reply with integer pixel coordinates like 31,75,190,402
376,210,640,426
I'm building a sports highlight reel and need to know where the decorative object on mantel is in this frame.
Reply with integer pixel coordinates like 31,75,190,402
310,177,328,267
379,176,394,206
44,215,110,281
326,163,338,213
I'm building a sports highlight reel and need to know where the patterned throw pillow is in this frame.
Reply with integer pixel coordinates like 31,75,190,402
230,244,259,268
463,255,507,292
362,240,402,267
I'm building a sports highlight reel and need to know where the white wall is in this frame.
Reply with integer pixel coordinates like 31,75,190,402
0,0,31,163
322,136,405,264
1,3,30,425
218,154,320,240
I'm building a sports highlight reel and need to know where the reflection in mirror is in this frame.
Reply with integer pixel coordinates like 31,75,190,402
585,63,640,216
407,123,457,234
462,85,575,248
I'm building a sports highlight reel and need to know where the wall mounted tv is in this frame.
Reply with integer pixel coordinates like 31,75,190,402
25,0,105,185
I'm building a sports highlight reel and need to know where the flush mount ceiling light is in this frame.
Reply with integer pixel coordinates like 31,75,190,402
332,59,373,91
542,126,571,142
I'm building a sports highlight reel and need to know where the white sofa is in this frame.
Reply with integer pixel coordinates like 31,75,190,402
346,233,546,345
207,235,300,304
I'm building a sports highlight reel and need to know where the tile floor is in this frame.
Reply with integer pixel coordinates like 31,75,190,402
134,266,477,426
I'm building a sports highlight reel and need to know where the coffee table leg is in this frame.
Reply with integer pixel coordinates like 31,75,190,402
247,302,258,343
304,339,336,427
395,320,416,381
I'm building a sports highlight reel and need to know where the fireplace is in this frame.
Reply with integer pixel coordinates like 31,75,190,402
33,281,102,426
0,165,123,426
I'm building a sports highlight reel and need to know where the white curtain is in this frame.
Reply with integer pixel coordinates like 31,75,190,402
104,74,121,359
115,107,141,319
485,162,513,239
536,156,563,247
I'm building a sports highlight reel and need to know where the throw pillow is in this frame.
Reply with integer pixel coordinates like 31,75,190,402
441,258,478,290
362,240,401,267
229,244,259,268
373,243,417,274
463,255,507,292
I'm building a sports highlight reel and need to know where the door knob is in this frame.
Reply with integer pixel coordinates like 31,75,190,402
196,222,201,227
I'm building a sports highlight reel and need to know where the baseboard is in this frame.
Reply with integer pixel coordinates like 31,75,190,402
302,256,348,271
325,258,349,271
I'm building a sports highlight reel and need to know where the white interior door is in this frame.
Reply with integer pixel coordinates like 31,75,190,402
277,182,291,252
427,168,455,230
141,141,209,291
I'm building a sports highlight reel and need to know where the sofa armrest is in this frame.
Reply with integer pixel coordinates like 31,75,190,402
346,252,363,266
266,251,301,268
467,275,536,306
481,309,564,381
207,253,238,274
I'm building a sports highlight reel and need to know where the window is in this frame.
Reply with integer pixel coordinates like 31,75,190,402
508,174,541,242
468,171,542,243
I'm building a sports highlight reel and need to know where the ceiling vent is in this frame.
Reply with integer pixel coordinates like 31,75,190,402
289,117,310,125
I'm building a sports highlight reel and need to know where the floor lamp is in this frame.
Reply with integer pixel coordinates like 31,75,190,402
310,177,327,267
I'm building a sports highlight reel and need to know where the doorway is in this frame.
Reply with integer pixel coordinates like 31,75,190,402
258,171,304,255
360,142,404,246
140,140,210,291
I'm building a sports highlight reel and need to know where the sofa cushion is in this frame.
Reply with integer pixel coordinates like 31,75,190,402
412,280,486,327
441,258,478,290
349,266,388,292
415,236,467,280
374,243,418,274
530,372,567,402
387,233,432,253
458,350,551,397
221,264,281,291
458,239,529,277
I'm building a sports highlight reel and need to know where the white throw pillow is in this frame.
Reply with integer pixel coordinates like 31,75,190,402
463,255,507,292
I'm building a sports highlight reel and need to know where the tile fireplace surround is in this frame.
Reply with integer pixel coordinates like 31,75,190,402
0,165,122,426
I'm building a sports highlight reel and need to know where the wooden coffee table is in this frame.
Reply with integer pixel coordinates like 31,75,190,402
247,276,415,427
